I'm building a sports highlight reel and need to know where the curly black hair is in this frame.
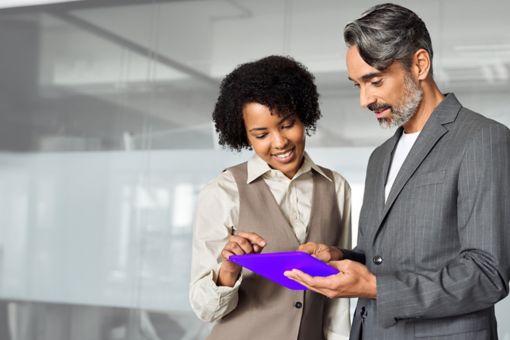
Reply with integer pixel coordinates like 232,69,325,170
212,55,321,151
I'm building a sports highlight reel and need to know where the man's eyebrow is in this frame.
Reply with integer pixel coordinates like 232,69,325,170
348,71,383,82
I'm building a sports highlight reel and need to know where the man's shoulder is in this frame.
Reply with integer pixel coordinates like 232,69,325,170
455,106,510,136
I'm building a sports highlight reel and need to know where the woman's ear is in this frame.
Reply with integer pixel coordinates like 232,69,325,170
413,48,431,80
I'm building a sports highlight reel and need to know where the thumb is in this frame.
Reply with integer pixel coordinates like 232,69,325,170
329,259,352,272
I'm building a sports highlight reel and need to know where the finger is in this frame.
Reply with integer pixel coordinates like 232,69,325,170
328,260,345,271
284,269,312,290
332,259,354,272
235,231,266,248
285,269,337,289
221,248,237,261
284,269,314,285
229,236,255,254
312,247,334,262
283,270,336,296
297,242,317,254
284,272,338,297
224,241,250,256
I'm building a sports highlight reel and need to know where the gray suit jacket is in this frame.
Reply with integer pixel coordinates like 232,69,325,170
349,94,510,339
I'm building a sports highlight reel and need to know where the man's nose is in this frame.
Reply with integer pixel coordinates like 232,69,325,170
359,87,376,108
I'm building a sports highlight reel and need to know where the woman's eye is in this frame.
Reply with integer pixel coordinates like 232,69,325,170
255,134,267,139
282,120,295,129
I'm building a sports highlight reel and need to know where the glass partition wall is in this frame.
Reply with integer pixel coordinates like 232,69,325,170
0,1,509,339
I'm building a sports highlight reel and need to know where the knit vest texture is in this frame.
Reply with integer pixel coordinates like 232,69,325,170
207,162,343,340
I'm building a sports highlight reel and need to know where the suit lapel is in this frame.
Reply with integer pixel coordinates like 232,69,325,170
363,130,401,245
376,130,401,221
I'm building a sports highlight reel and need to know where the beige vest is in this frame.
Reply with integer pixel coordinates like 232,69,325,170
207,162,343,340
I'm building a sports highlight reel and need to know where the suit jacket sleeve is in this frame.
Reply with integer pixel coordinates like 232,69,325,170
341,249,366,264
376,123,510,327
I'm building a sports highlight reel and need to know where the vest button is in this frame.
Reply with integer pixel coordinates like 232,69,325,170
294,301,303,309
372,255,383,265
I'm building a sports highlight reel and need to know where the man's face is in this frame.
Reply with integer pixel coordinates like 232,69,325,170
346,46,423,128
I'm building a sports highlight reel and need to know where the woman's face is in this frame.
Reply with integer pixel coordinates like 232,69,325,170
243,102,305,179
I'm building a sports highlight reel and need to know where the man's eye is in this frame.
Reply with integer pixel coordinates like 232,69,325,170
371,79,382,87
353,83,360,89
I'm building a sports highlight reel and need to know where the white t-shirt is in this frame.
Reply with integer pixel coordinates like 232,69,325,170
385,131,421,201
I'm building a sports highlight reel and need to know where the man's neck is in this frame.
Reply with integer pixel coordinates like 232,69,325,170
403,81,444,133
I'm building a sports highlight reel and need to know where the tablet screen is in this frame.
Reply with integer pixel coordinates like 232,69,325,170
229,251,339,290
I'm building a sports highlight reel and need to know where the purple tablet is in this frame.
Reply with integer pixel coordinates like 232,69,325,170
229,251,339,290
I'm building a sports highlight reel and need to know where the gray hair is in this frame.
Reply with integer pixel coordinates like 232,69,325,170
344,3,433,73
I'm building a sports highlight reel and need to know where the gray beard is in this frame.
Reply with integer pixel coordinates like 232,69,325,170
378,73,423,129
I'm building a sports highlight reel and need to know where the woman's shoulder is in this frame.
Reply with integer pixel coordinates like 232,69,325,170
313,164,351,194
199,169,239,200
330,170,349,187
312,163,348,183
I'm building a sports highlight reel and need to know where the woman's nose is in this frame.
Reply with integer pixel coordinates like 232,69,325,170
273,133,288,149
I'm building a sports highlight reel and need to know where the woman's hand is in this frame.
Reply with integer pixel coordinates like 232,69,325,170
217,231,266,287
298,242,343,262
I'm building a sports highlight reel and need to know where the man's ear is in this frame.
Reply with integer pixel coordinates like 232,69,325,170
413,49,431,80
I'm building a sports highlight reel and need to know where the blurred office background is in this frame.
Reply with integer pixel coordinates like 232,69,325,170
0,0,509,339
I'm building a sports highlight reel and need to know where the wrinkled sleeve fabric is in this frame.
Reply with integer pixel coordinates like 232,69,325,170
189,171,242,322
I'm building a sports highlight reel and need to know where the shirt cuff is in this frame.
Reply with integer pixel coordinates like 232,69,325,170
341,249,366,264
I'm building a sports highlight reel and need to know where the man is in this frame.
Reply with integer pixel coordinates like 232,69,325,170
285,3,510,339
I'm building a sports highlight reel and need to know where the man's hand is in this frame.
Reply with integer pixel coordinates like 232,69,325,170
284,260,377,299
298,242,343,262
217,231,266,287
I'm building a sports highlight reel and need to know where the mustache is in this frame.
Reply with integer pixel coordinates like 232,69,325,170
368,103,391,113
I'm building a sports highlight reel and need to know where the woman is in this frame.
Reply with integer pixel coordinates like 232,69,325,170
189,55,351,340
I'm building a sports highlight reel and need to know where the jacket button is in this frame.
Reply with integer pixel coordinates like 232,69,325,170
294,301,303,309
372,255,383,265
